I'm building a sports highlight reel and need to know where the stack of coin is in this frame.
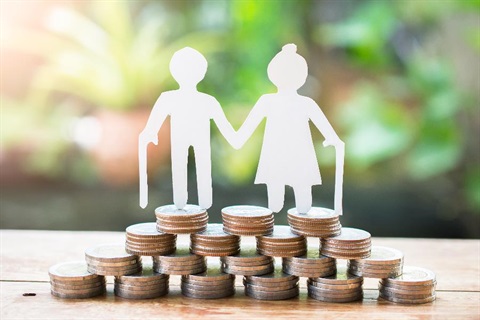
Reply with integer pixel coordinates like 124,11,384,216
181,268,235,299
85,243,142,276
190,223,240,256
244,269,299,300
379,266,436,304
282,249,337,278
348,246,404,278
114,263,169,299
155,204,208,234
125,222,176,256
49,261,106,299
153,248,206,275
256,225,307,257
308,266,363,303
287,207,341,238
222,205,274,236
221,248,274,276
320,227,371,259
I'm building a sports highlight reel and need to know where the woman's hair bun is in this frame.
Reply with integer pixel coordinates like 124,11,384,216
282,43,297,54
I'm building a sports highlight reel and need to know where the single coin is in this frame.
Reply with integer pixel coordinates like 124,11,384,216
323,227,371,242
308,291,363,303
350,246,404,265
222,205,273,219
256,225,304,242
181,286,235,297
51,282,105,294
223,263,274,272
223,229,274,236
244,281,297,292
378,293,436,304
50,279,105,290
114,289,168,300
246,269,298,284
258,249,307,258
126,222,169,237
306,284,362,296
313,266,363,285
379,283,435,295
283,250,335,264
379,280,437,291
85,243,137,262
87,266,142,277
155,204,206,216
381,266,436,286
126,248,176,257
85,257,141,267
287,207,339,221
379,287,434,299
192,223,240,238
184,268,234,281
116,264,167,282
307,279,363,290
51,288,106,299
320,250,371,260
291,229,341,238
283,267,336,278
245,286,299,300
156,248,204,261
222,265,274,276
157,216,209,226
48,261,101,282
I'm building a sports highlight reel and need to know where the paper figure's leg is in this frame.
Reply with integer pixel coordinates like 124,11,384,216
267,184,285,213
194,144,212,209
294,185,312,213
171,143,188,209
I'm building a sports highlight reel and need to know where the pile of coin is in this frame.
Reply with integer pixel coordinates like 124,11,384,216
321,227,371,259
114,263,169,299
85,243,142,276
221,248,274,276
125,222,176,256
256,225,307,257
155,204,208,234
222,205,274,236
153,248,206,275
244,269,299,300
190,223,240,256
379,266,436,304
49,261,106,299
282,249,336,278
308,266,363,303
287,207,341,238
181,268,235,299
348,246,404,278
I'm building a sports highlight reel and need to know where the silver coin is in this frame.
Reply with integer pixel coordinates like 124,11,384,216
85,243,138,262
48,261,101,282
381,266,436,286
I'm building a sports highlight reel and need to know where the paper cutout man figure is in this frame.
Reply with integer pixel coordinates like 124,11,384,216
233,44,345,214
139,47,236,209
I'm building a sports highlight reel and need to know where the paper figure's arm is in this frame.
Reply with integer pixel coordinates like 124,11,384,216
232,96,267,149
308,99,344,215
210,98,237,147
138,94,170,208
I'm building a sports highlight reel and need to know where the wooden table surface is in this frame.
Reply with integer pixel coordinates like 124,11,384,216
1,230,479,319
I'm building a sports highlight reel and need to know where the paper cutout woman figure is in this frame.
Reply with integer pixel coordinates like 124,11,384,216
233,44,345,214
139,47,236,209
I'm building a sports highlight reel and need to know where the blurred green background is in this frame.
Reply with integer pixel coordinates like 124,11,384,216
1,0,479,238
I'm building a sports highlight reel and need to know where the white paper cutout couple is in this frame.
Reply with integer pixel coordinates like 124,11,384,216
139,44,345,215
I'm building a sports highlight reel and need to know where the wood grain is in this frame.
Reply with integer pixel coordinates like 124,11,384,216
1,230,479,319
